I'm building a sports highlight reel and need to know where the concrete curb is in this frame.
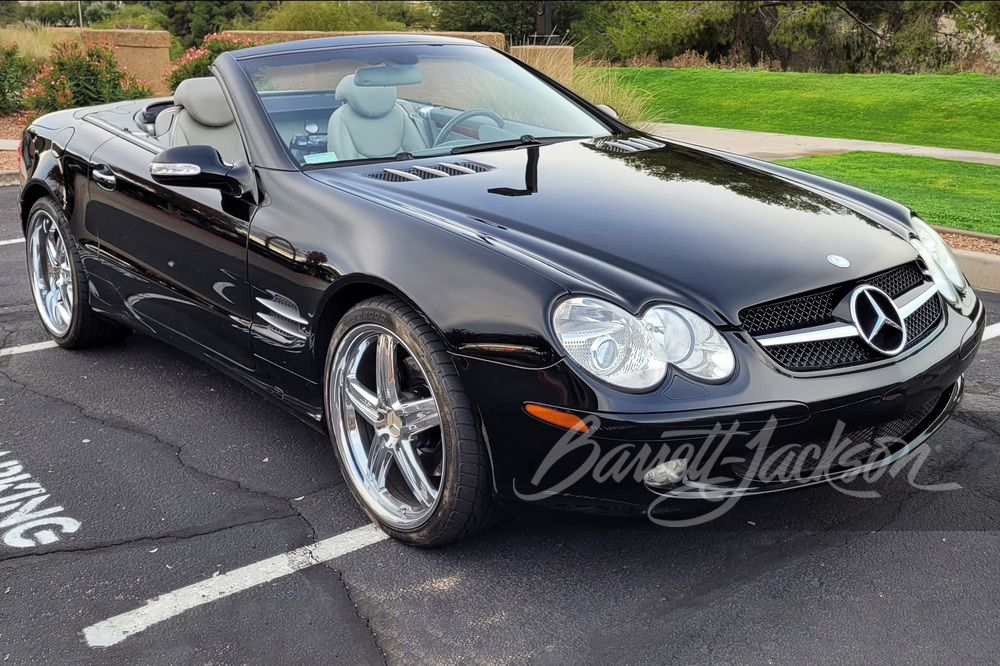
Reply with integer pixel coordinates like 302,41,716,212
953,250,1000,293
929,227,1000,292
0,170,18,187
932,224,1000,244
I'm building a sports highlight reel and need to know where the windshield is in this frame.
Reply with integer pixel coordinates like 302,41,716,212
237,43,611,167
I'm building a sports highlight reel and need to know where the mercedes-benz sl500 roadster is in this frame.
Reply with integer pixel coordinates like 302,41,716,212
17,35,985,544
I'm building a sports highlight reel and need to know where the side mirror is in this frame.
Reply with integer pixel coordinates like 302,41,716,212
596,104,620,120
150,145,249,197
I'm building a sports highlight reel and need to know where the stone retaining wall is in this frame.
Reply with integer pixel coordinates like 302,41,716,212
53,28,171,94
226,30,506,51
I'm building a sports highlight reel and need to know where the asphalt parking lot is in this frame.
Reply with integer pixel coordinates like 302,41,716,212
1,183,999,665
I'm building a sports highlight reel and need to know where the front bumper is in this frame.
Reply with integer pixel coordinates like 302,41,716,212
455,292,986,516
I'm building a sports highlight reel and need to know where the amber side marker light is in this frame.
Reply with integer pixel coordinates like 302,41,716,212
524,404,590,433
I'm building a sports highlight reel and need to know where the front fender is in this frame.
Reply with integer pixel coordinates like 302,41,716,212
246,170,569,398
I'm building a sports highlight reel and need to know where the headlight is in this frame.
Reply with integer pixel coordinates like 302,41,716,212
909,216,966,304
552,297,735,390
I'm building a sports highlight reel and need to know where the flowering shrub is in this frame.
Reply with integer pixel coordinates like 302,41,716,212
0,44,33,115
21,41,152,119
165,33,267,92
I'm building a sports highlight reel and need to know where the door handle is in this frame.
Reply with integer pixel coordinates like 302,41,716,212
92,165,116,190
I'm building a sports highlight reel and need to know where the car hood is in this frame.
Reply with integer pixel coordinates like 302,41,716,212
310,137,918,324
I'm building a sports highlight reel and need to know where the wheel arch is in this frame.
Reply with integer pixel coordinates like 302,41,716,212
19,181,59,233
312,274,445,371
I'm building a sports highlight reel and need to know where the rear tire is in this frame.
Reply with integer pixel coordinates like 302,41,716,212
25,196,130,349
325,296,497,546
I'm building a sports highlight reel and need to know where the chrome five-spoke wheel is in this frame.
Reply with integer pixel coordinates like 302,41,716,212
27,209,74,337
330,323,444,529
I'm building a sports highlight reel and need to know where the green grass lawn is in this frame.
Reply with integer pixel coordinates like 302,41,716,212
614,68,1000,153
773,152,1000,236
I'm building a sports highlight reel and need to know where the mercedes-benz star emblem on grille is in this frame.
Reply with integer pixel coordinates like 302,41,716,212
827,254,850,268
850,286,907,355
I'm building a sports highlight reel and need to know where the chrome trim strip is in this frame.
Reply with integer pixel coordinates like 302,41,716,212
255,296,308,325
657,375,964,500
604,140,639,152
383,168,422,181
441,162,476,174
413,165,451,178
258,313,307,340
897,282,939,318
755,281,938,347
150,162,201,177
84,115,165,154
757,322,859,347
620,138,663,150
254,324,294,344
629,137,665,149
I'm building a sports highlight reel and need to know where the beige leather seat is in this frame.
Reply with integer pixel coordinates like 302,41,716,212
170,77,245,164
327,74,427,160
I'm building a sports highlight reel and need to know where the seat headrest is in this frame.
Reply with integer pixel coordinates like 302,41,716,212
174,77,234,127
335,74,396,119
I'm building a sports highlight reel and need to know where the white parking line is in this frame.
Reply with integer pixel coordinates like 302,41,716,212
83,524,388,648
0,238,24,246
0,341,58,357
985,322,1000,341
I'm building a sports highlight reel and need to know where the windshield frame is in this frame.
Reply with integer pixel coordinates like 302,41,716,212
228,40,629,172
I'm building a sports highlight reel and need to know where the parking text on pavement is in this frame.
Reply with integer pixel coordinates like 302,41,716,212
0,451,80,548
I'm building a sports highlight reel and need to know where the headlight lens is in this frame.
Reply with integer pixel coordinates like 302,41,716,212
909,216,965,304
643,306,736,381
552,297,735,390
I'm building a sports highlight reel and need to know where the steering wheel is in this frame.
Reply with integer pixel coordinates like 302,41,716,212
431,108,505,148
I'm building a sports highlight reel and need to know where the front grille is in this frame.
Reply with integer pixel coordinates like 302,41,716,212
767,336,873,370
763,297,942,370
903,296,942,350
865,262,925,297
741,262,924,336
741,289,839,336
730,392,942,482
741,262,942,371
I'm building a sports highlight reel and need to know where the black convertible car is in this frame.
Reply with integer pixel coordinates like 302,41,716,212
18,35,984,545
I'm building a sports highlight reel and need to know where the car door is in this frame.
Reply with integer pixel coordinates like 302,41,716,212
87,135,256,369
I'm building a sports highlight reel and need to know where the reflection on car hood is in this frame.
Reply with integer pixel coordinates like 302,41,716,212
309,136,918,324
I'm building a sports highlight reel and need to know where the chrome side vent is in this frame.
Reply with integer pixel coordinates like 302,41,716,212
364,161,493,182
256,294,307,342
600,137,666,153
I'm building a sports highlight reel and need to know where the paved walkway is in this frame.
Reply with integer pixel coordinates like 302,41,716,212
640,122,1000,166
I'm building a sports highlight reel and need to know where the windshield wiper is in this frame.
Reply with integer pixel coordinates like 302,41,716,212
450,134,589,155
302,151,416,170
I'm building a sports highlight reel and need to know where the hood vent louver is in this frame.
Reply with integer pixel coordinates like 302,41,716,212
600,137,666,153
365,161,493,182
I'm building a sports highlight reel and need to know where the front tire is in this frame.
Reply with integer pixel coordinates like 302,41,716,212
325,296,496,546
25,197,130,348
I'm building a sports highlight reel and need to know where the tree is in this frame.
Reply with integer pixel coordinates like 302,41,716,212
430,1,591,42
251,1,406,32
569,1,1000,73
0,0,19,26
156,1,276,48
